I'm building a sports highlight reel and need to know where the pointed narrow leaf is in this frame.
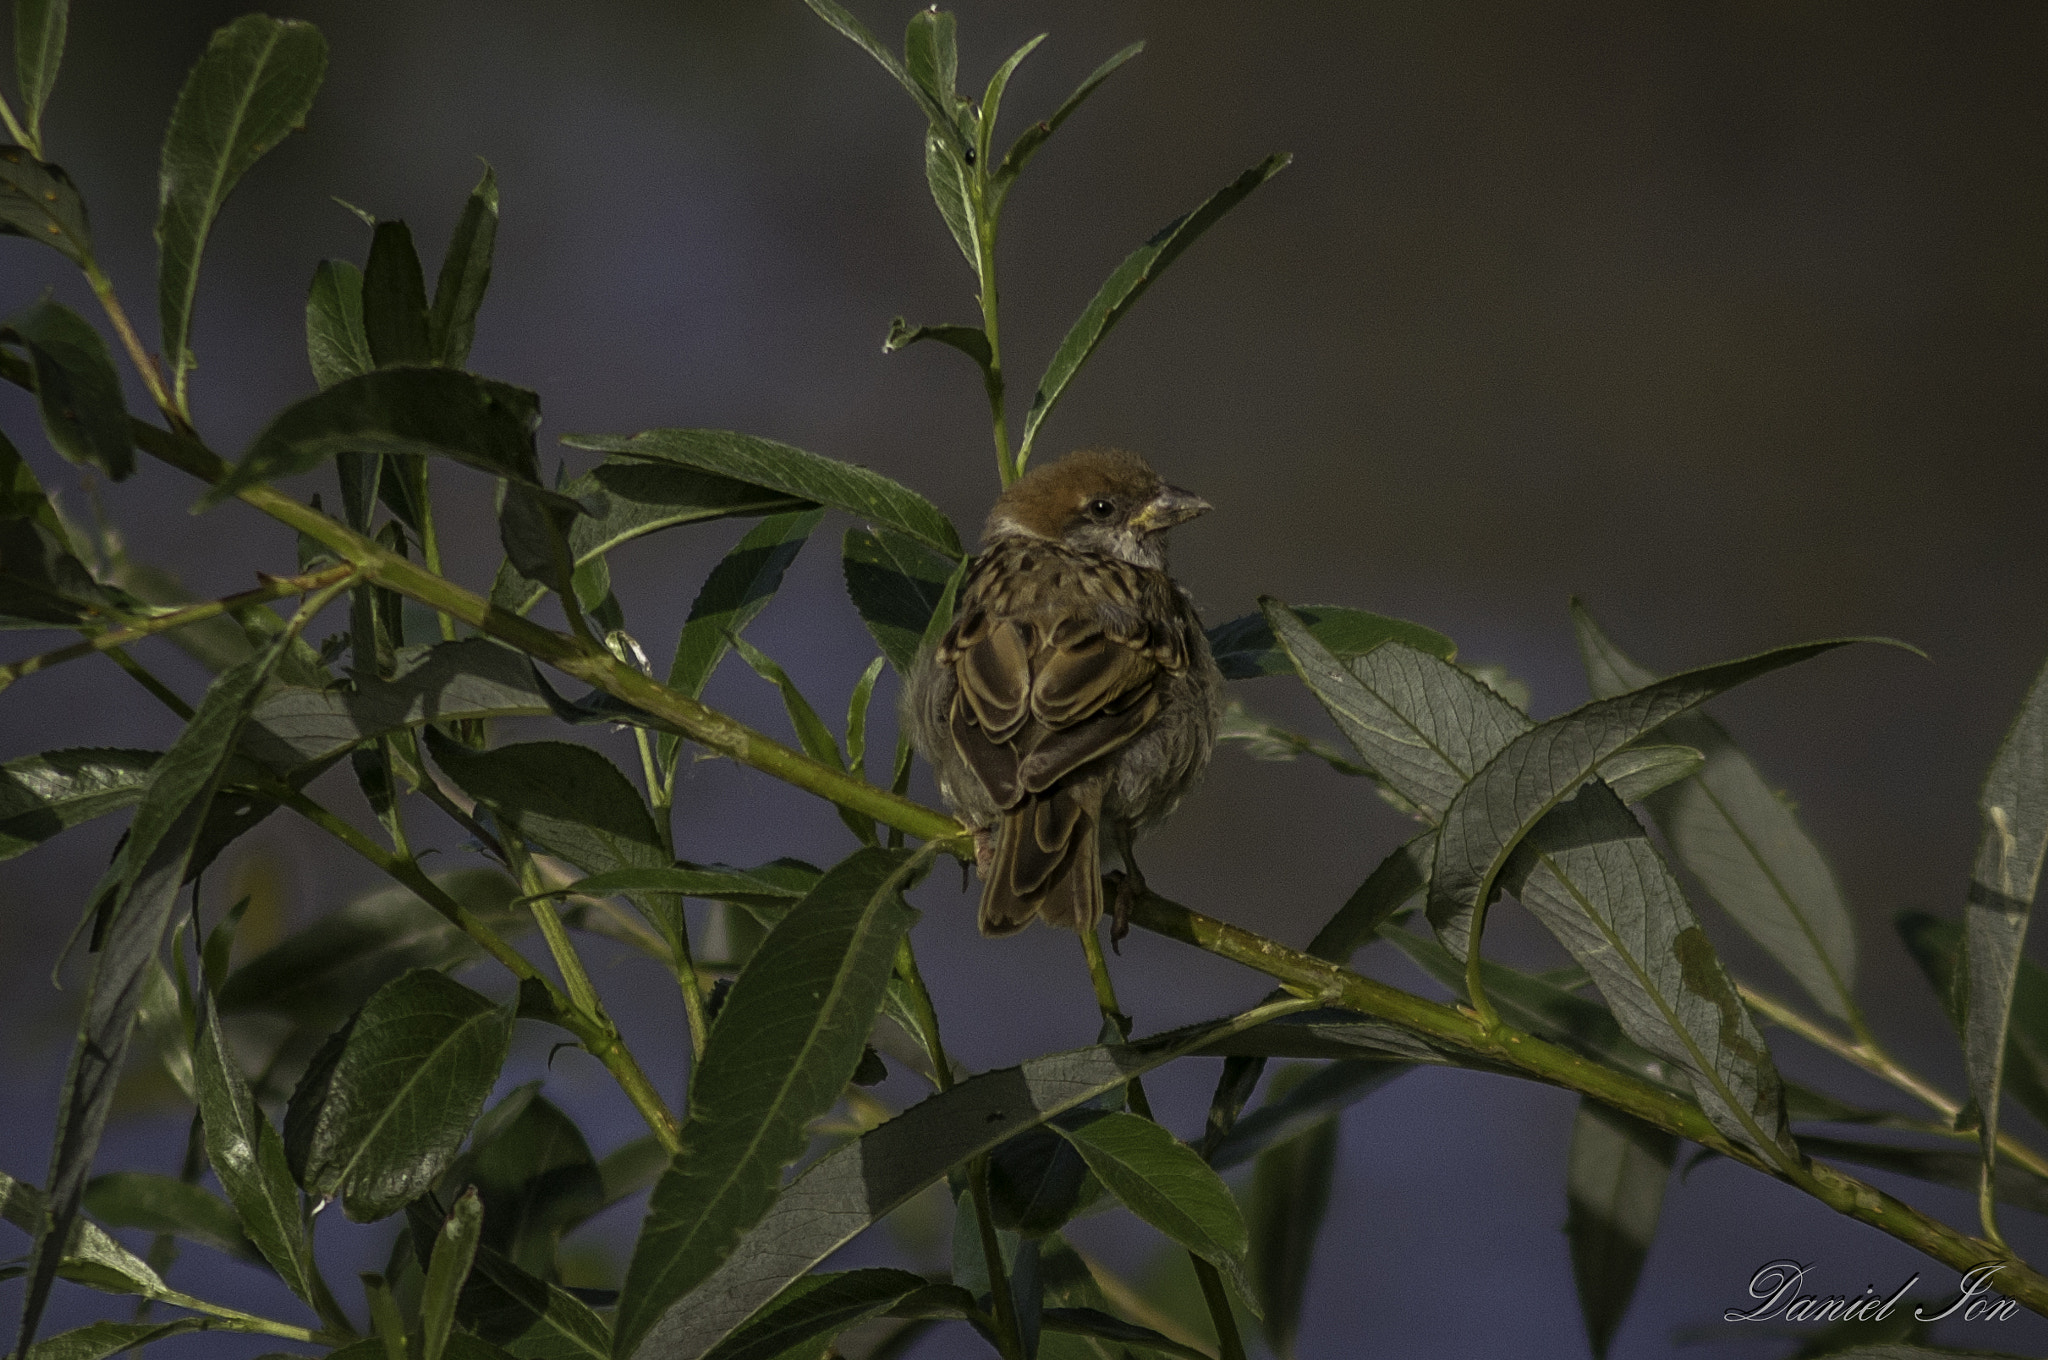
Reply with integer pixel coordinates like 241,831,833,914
1898,912,2048,1131
1431,636,1878,952
1208,604,1454,681
1504,781,1798,1163
464,1243,612,1358
882,317,991,369
1305,829,1436,964
157,15,328,389
0,749,157,860
292,968,514,1220
20,1319,206,1360
842,526,960,675
525,864,818,921
204,367,543,507
977,33,1047,169
1963,653,2048,1205
1041,1309,1214,1360
563,429,961,556
458,1090,602,1279
1210,1060,1407,1172
1600,744,1704,806
902,9,956,105
698,1269,931,1360
0,517,108,627
667,508,825,703
16,0,69,150
1566,1099,1674,1359
798,0,966,158
731,636,875,846
627,1008,1284,1358
18,630,295,1353
614,847,926,1358
923,134,976,273
363,220,430,366
2,1169,166,1301
1264,599,1528,818
80,1173,256,1263
992,42,1144,208
1020,154,1288,464
1051,1111,1256,1310
1246,1066,1338,1358
425,734,667,879
422,1189,484,1360
429,164,498,367
1573,603,1860,1023
0,148,91,265
195,993,324,1305
9,298,134,479
306,259,372,389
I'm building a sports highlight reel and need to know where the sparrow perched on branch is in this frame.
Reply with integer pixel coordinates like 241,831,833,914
905,448,1223,943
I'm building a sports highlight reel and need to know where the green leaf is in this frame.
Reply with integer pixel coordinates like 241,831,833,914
132,956,194,1101
1,1169,167,1301
1303,829,1435,964
846,655,884,779
463,1243,612,1358
1020,153,1289,465
1433,636,1870,945
363,218,431,366
241,638,552,773
523,864,819,924
491,458,813,617
80,1173,255,1264
458,1091,602,1279
594,1137,669,1217
666,508,825,705
423,1188,485,1360
614,847,926,1359
1599,743,1705,806
1898,912,2048,1138
1245,1066,1338,1359
881,317,990,370
1573,602,1859,1024
698,1269,931,1360
15,0,69,151
799,0,966,158
976,32,1046,170
990,41,1144,212
8,297,134,479
1263,600,1526,818
591,1007,1285,1358
730,636,874,846
1962,652,2048,1203
0,748,157,861
288,968,513,1220
562,429,961,557
841,526,961,675
901,8,956,105
305,258,372,389
1218,701,1376,780
1432,632,1890,959
430,163,498,368
193,992,326,1307
1380,928,1684,1096
156,14,327,391
1050,1112,1256,1311
986,1119,1101,1238
203,366,547,508
20,1319,206,1360
425,734,673,951
17,627,296,1353
0,147,92,265
1565,1100,1674,1360
922,133,976,275
1041,1308,1215,1360
1209,1060,1407,1172
0,517,108,628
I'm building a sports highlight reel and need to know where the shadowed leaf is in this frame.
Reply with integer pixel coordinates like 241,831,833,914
430,164,498,367
1246,1065,1338,1358
306,258,372,389
1566,1100,1674,1359
0,148,91,265
842,526,962,676
698,1269,931,1360
15,0,69,150
363,219,430,366
8,298,133,479
157,14,327,390
0,749,157,860
80,1173,257,1264
1209,604,1454,680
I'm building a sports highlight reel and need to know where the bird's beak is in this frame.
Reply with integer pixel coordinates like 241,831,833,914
1130,485,1212,533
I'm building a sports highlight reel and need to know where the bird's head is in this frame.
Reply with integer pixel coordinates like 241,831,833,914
983,447,1210,571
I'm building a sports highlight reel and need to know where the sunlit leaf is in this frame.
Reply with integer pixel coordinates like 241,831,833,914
990,41,1144,212
0,749,156,861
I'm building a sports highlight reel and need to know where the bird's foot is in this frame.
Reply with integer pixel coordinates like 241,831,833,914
1106,869,1148,954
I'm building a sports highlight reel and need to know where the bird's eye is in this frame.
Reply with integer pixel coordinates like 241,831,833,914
1087,497,1116,520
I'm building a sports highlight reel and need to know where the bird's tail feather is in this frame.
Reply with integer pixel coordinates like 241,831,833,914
980,779,1104,935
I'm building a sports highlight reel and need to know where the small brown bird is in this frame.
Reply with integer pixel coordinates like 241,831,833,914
905,448,1224,942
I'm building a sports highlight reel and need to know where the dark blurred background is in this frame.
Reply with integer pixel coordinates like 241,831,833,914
3,2,2045,1356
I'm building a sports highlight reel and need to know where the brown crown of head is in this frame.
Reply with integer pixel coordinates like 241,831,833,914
984,447,1210,545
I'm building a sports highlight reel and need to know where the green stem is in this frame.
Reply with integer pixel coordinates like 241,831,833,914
502,832,604,1020
1463,898,1502,1033
0,564,358,691
409,460,458,642
969,181,1013,487
633,723,709,1061
102,645,195,721
969,1157,1027,1360
0,90,32,152
81,260,186,432
1078,926,1248,1360
1740,981,2048,1184
1128,889,2048,1314
149,1287,340,1345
